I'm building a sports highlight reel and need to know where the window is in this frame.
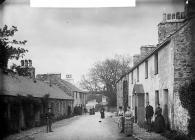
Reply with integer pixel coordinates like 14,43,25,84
145,93,149,105
131,72,133,84
137,67,139,82
154,53,158,74
155,90,159,107
145,60,148,79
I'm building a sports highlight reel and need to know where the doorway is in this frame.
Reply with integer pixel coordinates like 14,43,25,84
163,89,170,129
133,84,145,124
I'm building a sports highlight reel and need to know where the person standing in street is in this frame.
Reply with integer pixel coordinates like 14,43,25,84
124,106,134,136
118,106,125,133
100,106,105,119
145,102,154,132
154,103,165,133
47,105,54,133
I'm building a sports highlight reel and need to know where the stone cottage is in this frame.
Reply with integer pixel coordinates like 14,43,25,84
36,73,88,108
0,63,73,137
116,1,195,134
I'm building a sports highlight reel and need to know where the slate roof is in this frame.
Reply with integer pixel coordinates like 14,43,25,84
60,79,84,93
116,19,189,83
36,74,86,96
0,71,73,100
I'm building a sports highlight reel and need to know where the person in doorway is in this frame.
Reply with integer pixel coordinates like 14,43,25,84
154,103,165,133
118,106,125,133
145,102,154,132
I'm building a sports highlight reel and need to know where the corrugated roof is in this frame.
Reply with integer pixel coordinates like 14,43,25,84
0,71,73,100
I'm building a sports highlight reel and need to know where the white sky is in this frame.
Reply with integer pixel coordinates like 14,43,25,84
0,0,184,85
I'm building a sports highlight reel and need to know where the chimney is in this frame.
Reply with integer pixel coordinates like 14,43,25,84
133,54,140,66
158,12,185,43
21,60,24,67
28,59,32,67
185,0,195,18
24,59,28,67
140,45,156,59
162,13,166,22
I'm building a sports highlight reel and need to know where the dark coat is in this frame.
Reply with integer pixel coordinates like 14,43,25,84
154,114,165,133
145,105,154,119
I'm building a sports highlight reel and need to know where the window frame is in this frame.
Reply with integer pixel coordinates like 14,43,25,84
154,53,158,75
145,60,148,79
137,67,139,82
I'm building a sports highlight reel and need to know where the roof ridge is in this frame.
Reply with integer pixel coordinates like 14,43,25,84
116,19,191,83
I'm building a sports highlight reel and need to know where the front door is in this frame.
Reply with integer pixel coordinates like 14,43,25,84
137,94,145,124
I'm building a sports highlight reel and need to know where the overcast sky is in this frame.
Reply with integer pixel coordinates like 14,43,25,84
0,0,184,85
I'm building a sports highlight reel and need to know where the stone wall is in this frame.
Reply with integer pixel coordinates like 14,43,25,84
158,21,184,43
172,18,195,133
158,11,186,44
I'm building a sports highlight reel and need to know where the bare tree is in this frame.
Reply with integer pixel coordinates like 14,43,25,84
80,54,132,106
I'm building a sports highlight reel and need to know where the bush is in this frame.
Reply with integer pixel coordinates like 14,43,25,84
161,130,191,140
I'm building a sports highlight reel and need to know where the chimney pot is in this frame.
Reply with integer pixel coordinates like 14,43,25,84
163,13,166,22
133,54,140,66
29,59,32,67
24,59,28,67
21,60,24,67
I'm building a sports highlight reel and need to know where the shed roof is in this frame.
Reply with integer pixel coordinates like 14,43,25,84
0,71,73,100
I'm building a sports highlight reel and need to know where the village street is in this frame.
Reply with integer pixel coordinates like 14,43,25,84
33,112,137,140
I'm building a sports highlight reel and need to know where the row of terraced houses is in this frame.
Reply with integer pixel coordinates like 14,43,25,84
0,59,88,137
116,1,195,134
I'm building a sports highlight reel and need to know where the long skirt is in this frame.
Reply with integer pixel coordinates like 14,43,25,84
118,116,124,132
154,115,165,133
124,117,133,136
